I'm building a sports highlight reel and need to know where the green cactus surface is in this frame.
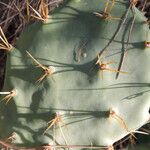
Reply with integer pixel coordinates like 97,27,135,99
0,0,150,149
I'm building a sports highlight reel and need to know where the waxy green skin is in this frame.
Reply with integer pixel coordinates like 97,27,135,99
0,0,150,149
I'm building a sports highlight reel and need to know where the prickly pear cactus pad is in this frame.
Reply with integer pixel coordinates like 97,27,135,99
0,0,150,149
